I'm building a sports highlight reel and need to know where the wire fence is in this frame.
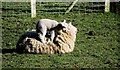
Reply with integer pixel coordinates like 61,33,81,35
2,2,106,18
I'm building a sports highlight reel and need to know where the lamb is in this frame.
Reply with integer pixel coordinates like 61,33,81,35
36,19,68,43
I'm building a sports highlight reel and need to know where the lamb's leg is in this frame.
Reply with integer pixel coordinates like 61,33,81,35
38,27,47,44
50,30,55,42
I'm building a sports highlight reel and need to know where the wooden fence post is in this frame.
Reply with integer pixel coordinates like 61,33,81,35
65,0,78,14
31,0,36,18
105,0,110,12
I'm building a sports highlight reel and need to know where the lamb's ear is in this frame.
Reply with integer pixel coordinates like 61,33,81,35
63,20,66,23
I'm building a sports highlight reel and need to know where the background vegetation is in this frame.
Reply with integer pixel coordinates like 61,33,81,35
2,2,120,68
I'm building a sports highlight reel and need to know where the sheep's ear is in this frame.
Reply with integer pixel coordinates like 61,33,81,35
63,20,66,23
69,22,72,25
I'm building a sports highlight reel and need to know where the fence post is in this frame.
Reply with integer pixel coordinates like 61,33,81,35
65,0,78,14
31,0,36,18
105,0,110,12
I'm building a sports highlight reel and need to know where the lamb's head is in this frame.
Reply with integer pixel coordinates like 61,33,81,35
57,20,77,36
56,21,77,42
56,20,68,32
59,20,68,28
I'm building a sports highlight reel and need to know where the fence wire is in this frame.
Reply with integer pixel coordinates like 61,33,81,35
2,2,105,17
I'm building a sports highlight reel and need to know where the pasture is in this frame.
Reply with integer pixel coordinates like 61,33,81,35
2,2,120,68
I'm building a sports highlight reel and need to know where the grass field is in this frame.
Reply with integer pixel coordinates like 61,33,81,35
2,2,120,68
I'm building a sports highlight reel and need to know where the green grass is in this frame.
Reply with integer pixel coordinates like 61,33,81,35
2,2,120,68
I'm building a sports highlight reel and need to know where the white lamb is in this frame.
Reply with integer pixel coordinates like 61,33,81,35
36,19,68,43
